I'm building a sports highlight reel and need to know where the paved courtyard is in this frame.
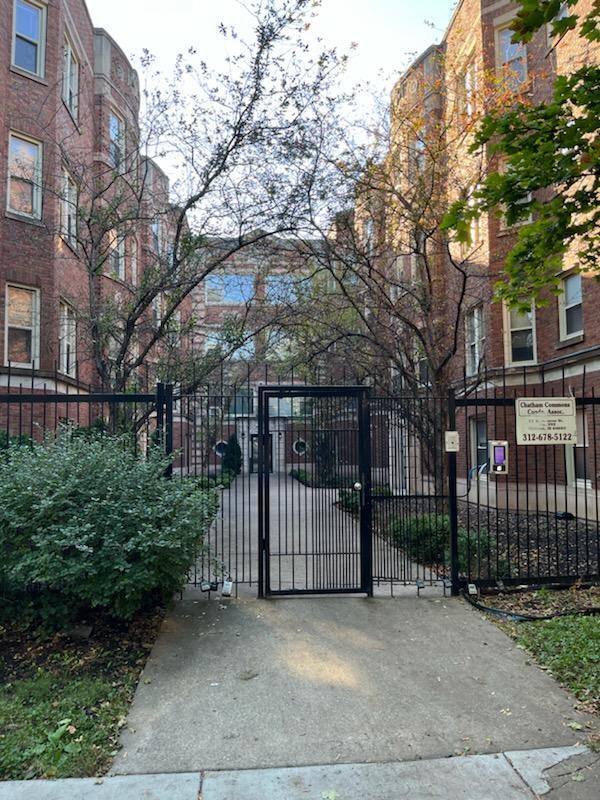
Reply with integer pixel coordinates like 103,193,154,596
112,594,592,775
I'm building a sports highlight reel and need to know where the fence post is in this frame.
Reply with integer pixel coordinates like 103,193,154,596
447,389,460,596
164,383,174,479
156,382,165,446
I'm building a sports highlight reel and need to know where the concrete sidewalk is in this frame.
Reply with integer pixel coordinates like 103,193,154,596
1,746,598,799
112,595,593,774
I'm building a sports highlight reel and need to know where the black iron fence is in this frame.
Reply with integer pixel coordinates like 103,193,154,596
0,366,598,596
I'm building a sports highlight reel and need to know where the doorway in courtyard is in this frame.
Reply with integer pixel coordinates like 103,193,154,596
257,385,372,596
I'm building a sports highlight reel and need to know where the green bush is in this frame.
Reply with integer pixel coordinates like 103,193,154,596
0,436,218,627
290,468,311,485
389,513,505,577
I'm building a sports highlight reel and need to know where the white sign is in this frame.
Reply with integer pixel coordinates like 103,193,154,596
445,431,460,453
515,397,577,445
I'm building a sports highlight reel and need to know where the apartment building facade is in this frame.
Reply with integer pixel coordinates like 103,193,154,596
375,0,600,512
0,0,190,396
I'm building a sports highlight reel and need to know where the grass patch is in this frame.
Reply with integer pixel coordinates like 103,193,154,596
511,615,600,715
0,608,162,779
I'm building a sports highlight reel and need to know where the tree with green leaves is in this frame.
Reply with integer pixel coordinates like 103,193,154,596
442,0,600,306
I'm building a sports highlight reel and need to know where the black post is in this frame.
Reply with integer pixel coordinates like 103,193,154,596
359,388,373,596
164,383,174,479
257,387,265,598
447,389,460,596
156,382,165,447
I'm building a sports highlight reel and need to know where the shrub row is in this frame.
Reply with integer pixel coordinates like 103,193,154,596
388,513,508,578
0,436,219,628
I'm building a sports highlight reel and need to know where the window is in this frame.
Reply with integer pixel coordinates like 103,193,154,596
62,36,79,118
8,133,42,218
5,284,40,367
228,392,254,416
59,301,76,376
12,0,46,77
152,293,163,328
505,304,536,365
109,231,125,280
205,274,255,304
559,273,583,340
470,418,488,472
497,26,527,87
109,111,125,168
459,60,477,118
61,168,77,247
465,305,485,376
265,274,297,304
151,218,161,253
130,238,138,286
166,310,181,348
409,131,426,175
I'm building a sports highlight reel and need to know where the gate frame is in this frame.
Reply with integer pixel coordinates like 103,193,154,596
257,384,373,598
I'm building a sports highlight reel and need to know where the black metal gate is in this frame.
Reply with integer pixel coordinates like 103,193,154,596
257,386,372,596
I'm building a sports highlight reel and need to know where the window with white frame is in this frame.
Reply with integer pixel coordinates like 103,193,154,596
151,293,163,328
465,305,485,376
151,218,161,253
108,231,125,280
8,132,42,218
497,26,527,88
59,301,76,376
460,60,477,118
470,417,488,473
62,36,79,118
5,284,40,367
12,0,46,77
61,168,77,247
130,237,138,286
559,273,583,340
505,304,536,365
109,111,125,168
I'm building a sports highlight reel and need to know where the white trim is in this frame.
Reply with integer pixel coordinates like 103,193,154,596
58,300,77,377
558,272,583,342
503,302,537,367
11,0,47,79
109,109,126,168
7,131,43,219
495,22,528,86
4,283,41,369
465,304,485,376
62,32,80,120
61,166,77,247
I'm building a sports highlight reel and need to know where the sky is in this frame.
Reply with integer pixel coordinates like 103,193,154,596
85,0,456,95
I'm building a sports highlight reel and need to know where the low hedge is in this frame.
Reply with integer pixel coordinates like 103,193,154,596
389,513,507,578
0,435,218,628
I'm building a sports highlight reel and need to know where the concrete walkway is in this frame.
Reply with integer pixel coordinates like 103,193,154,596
112,595,594,775
2,746,598,799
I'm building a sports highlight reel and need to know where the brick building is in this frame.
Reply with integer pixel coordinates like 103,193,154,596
0,0,190,397
365,0,600,515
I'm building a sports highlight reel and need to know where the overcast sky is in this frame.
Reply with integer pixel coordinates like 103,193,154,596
85,0,456,93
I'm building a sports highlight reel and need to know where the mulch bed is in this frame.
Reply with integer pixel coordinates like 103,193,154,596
0,607,164,687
